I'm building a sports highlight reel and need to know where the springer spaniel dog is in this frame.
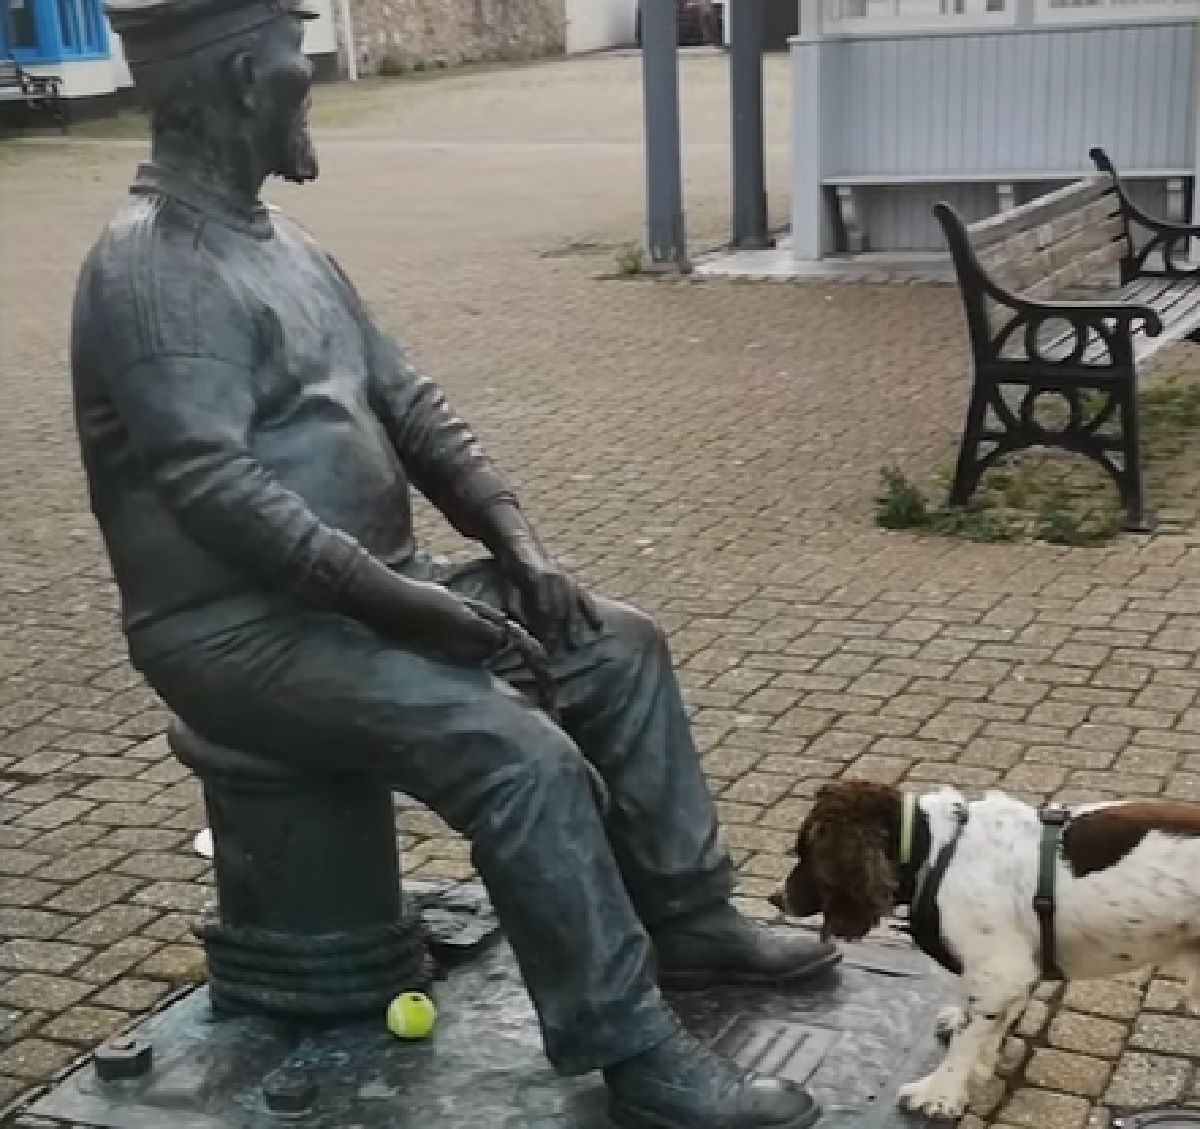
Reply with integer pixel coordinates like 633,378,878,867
772,780,1200,1121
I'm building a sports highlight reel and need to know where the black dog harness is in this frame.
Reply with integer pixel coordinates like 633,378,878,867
900,796,1069,980
1035,805,1070,980
904,800,969,974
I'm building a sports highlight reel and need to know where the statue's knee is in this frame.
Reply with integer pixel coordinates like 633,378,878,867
479,734,596,824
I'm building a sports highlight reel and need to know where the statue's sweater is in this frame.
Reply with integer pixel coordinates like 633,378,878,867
71,163,515,662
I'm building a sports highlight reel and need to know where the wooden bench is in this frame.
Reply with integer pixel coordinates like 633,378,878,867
0,58,67,134
933,147,1200,532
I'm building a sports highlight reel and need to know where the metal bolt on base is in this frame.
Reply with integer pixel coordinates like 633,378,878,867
94,1037,153,1082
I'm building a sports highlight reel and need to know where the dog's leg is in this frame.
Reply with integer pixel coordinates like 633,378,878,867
899,963,1036,1120
971,997,1027,1085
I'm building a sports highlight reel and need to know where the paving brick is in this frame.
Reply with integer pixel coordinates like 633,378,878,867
1024,1048,1112,1098
1062,980,1144,1022
24,824,107,854
1143,979,1189,1012
1000,1088,1090,1129
0,1073,32,1109
1048,1012,1128,1059
33,847,128,884
758,798,812,832
1016,998,1051,1040
0,848,50,877
844,754,912,785
0,973,91,1012
46,874,143,915
1104,1051,1191,1108
14,798,95,830
74,938,161,986
0,1038,79,1080
39,1005,129,1046
135,944,205,985
103,827,190,853
722,772,794,806
0,939,92,975
114,853,208,882
88,978,171,1012
60,905,160,946
1130,1014,1200,1056
0,878,61,908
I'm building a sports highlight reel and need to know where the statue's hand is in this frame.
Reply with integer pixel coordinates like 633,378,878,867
502,544,602,651
398,582,511,663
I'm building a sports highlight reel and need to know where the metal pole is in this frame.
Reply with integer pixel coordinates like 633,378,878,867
641,0,688,270
730,0,770,249
337,0,358,81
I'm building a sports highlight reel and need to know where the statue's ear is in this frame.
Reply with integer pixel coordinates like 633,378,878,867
228,50,257,114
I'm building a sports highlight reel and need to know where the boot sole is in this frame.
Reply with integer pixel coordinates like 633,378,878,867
610,1098,822,1129
657,950,842,992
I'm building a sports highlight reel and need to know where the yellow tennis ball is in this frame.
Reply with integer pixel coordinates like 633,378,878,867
386,991,437,1040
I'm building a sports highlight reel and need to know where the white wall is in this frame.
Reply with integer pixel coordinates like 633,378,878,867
302,0,338,56
565,0,638,53
25,54,129,97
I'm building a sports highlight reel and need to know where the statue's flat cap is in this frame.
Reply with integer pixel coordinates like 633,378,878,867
106,0,316,64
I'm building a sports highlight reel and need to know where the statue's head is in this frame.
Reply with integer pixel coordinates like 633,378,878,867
106,0,319,185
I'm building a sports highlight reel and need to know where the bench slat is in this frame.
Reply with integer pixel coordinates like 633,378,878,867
1068,279,1200,365
1017,237,1127,302
1031,277,1173,361
968,176,1117,250
1148,283,1200,348
982,200,1125,297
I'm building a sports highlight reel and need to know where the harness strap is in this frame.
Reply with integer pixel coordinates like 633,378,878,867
1036,805,1069,980
908,802,970,974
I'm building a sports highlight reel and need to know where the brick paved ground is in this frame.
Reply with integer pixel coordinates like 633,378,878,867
5,50,1200,1129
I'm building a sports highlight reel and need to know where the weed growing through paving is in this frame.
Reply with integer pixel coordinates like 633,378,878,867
876,373,1200,544
613,243,645,277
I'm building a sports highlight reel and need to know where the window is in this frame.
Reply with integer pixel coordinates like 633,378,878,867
56,0,104,52
0,0,106,59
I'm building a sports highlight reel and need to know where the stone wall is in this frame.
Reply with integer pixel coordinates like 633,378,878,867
347,0,567,76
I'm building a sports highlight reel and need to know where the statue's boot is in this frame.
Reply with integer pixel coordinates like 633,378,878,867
604,1026,820,1129
651,901,840,991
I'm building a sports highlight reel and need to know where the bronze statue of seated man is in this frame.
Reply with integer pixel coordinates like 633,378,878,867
72,3,838,1124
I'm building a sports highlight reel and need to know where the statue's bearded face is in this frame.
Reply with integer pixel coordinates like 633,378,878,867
253,15,318,184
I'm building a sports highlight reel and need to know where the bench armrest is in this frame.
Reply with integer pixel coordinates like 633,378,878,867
1090,147,1200,279
1010,296,1162,336
992,295,1162,367
935,199,1162,363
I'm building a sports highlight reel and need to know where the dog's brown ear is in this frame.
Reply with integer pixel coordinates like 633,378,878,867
806,807,896,941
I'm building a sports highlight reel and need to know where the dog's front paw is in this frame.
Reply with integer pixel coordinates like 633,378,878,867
935,1006,966,1044
898,1075,968,1122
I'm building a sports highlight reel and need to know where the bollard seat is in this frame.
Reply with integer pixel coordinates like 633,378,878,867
167,717,431,1019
